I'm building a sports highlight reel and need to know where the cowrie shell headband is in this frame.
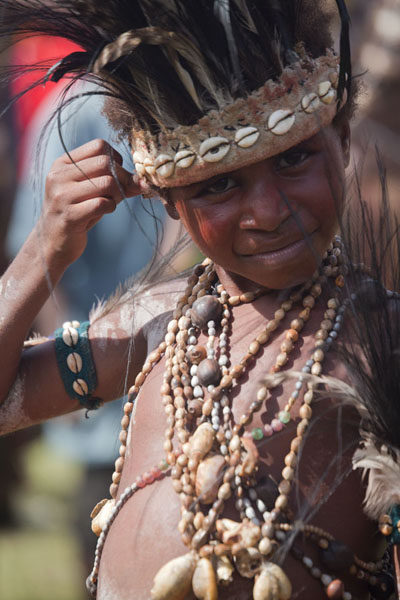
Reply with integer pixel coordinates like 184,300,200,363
131,52,343,189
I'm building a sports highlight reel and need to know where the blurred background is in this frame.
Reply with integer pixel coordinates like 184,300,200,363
0,1,399,599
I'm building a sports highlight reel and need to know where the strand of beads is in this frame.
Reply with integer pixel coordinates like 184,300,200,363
86,464,170,597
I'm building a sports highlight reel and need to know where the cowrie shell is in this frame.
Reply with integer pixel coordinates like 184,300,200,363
234,127,260,148
134,162,146,176
329,71,339,89
318,81,332,97
199,136,230,163
62,327,78,347
144,157,156,176
67,352,83,374
301,92,321,114
73,378,89,396
154,154,175,178
268,109,295,135
174,149,196,169
321,89,336,104
133,150,146,176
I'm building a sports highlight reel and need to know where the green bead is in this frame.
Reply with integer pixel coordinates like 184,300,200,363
279,411,291,424
159,459,169,471
252,428,264,441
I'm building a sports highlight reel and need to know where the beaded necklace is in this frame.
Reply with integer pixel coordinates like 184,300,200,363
87,239,392,600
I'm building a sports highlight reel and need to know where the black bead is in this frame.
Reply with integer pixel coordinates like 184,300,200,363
320,541,354,570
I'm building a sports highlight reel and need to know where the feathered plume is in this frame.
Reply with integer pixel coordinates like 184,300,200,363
335,151,400,519
0,0,350,137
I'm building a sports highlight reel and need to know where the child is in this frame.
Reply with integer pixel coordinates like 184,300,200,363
0,1,399,598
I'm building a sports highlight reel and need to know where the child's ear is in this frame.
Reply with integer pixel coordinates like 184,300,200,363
160,194,180,220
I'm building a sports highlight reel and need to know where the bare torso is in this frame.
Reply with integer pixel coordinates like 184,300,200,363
96,294,379,600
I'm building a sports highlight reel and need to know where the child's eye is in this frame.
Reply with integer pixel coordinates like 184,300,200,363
276,150,310,170
203,176,237,195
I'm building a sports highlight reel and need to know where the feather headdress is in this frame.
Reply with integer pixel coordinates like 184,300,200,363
0,0,352,187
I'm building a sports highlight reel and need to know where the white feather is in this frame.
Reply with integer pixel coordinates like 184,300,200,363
353,441,400,519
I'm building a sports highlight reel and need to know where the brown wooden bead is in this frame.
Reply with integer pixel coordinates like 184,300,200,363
191,296,222,329
197,358,221,387
286,328,299,342
187,399,203,418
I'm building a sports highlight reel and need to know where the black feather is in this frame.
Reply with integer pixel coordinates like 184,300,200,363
337,150,400,452
0,1,348,135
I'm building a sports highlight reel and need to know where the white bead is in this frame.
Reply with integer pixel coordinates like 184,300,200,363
188,336,197,345
257,499,266,513
222,406,230,415
248,488,257,501
224,430,232,440
220,396,229,407
190,365,198,376
193,385,203,398
245,507,256,519
321,574,332,586
302,556,313,568
220,444,228,455
343,593,352,600
219,355,229,366
191,376,199,386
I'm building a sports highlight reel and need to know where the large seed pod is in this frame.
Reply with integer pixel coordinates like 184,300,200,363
189,423,215,461
151,552,198,600
192,557,218,600
253,563,292,600
195,454,226,504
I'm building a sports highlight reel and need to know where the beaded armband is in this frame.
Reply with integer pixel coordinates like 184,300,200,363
54,320,102,412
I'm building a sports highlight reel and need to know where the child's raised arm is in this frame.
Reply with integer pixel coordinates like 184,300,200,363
0,138,145,432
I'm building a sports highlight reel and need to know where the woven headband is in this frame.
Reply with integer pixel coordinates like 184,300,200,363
132,52,342,189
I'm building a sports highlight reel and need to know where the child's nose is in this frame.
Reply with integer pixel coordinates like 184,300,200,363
238,175,292,232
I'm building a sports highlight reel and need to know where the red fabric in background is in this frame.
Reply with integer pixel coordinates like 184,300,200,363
11,36,82,172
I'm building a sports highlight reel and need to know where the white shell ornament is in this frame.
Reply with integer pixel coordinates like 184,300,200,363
73,378,89,396
268,110,295,136
133,150,146,176
253,563,292,600
62,326,78,347
67,352,82,374
301,92,321,114
144,157,156,175
151,552,197,600
174,149,196,169
318,81,336,104
234,126,260,148
90,498,116,536
154,154,175,178
199,137,230,163
192,557,218,600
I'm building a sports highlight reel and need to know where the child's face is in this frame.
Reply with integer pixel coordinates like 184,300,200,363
167,123,350,290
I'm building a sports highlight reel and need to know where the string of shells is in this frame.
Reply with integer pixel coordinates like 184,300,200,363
87,245,394,600
133,70,340,181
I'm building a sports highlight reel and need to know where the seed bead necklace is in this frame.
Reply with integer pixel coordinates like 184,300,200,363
87,239,392,600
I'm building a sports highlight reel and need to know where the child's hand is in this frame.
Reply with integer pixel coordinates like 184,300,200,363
39,138,142,269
